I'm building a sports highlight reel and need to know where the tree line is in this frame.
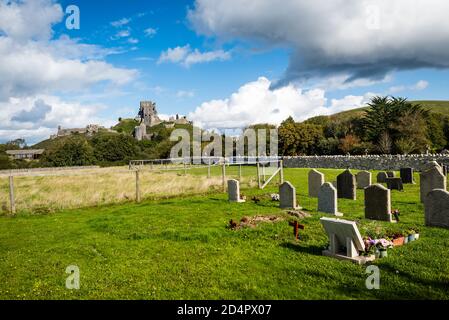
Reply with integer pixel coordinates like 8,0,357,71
278,96,449,156
2,96,449,169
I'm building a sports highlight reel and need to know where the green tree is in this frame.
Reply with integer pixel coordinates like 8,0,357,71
279,118,324,155
426,113,447,151
92,134,138,163
41,136,95,167
363,96,430,154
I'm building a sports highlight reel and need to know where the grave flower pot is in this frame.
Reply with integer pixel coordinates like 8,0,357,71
408,234,416,242
379,249,388,258
404,236,409,244
414,233,420,240
392,237,405,247
374,249,380,259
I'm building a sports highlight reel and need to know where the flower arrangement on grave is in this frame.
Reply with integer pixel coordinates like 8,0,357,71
362,237,376,256
405,227,420,242
392,209,400,222
388,231,406,246
271,194,280,201
363,236,393,258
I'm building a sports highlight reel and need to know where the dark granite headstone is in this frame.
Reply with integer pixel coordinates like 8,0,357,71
400,168,414,184
377,172,388,183
365,184,393,222
337,169,356,200
386,177,404,191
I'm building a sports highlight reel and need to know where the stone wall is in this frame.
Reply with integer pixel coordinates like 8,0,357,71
283,154,449,171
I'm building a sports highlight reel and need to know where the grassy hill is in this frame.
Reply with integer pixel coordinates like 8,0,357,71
329,100,449,122
112,118,140,135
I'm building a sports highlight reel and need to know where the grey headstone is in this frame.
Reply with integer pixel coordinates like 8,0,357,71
422,161,442,173
385,177,404,191
279,181,299,209
227,179,244,202
337,170,356,200
356,171,371,189
364,184,393,222
424,189,449,229
400,168,414,184
386,171,395,178
376,172,388,183
318,182,342,216
420,167,447,203
308,169,324,198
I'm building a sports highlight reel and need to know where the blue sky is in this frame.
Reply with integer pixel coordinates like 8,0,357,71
56,0,291,118
1,0,449,143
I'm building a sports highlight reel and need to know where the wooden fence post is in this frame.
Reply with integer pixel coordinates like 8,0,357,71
279,160,284,184
208,159,211,179
9,176,16,214
222,163,226,192
135,170,141,203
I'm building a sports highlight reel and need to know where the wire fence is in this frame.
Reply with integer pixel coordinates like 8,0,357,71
1,157,283,215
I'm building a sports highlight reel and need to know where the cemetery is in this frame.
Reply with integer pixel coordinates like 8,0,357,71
1,162,448,299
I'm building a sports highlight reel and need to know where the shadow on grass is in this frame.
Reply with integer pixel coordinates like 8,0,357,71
280,241,324,256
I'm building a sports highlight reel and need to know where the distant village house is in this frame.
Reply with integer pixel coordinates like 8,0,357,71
6,149,45,160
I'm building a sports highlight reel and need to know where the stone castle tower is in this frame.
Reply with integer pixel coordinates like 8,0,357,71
138,101,162,127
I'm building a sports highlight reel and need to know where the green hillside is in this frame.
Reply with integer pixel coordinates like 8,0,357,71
112,118,139,135
328,100,449,122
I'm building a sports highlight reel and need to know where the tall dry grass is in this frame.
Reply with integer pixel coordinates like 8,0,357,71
0,166,255,214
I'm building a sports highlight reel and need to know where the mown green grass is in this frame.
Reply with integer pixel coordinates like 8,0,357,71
0,168,448,300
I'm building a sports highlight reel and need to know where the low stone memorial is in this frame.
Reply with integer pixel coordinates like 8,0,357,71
386,177,404,191
227,179,245,203
320,217,375,265
279,181,300,209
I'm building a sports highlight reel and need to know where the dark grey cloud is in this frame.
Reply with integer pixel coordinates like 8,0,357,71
188,0,449,88
12,99,52,123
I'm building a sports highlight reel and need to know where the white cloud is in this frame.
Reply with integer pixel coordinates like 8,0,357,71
113,29,131,39
0,95,116,143
111,17,131,28
0,0,138,102
0,0,138,142
176,90,195,98
188,0,449,87
388,80,429,94
128,38,139,44
158,44,230,67
0,0,63,41
329,94,375,114
189,77,369,129
144,27,157,37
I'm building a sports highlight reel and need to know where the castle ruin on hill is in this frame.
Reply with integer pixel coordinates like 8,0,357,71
133,101,191,141
50,124,114,139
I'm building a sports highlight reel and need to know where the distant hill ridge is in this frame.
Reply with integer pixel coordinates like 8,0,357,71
328,100,449,122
